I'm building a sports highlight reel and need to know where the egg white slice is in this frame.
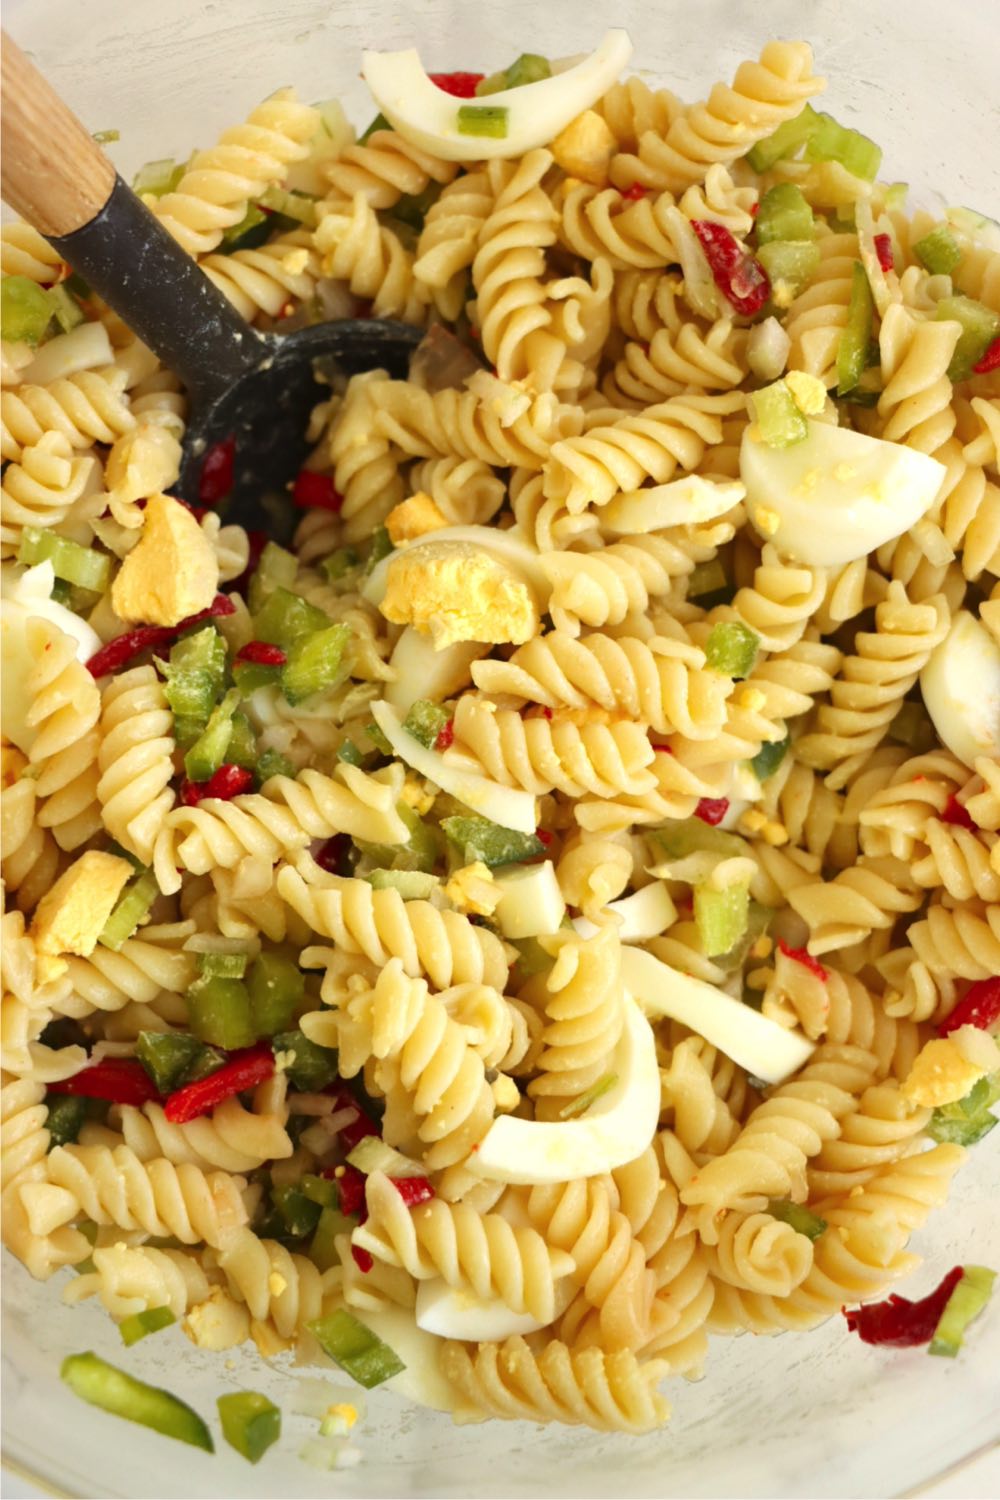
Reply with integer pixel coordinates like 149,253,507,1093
920,609,1000,767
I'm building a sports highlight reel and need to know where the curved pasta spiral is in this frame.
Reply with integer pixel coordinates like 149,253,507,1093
1,774,62,913
966,755,1000,832
806,1083,931,1198
117,1096,293,1175
555,830,634,916
786,855,923,956
96,666,177,865
315,195,431,323
413,168,493,316
727,545,828,652
858,749,968,860
597,77,684,149
603,317,748,407
525,925,626,1115
1,1077,91,1278
216,1227,338,1342
58,936,196,1015
557,183,682,271
0,431,97,545
659,1037,743,1159
880,902,1000,1021
65,1244,215,1320
355,1170,575,1323
1,367,133,463
909,819,1000,903
200,228,320,322
784,229,859,384
372,380,584,469
541,534,701,634
408,456,506,527
877,304,960,454
708,1210,814,1297
439,1336,671,1434
323,127,458,210
149,89,319,256
328,369,406,543
1,221,64,282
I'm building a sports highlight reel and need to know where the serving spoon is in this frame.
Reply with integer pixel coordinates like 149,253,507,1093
0,33,422,532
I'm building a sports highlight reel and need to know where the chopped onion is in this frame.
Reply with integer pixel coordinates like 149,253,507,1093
747,317,791,381
346,1136,427,1178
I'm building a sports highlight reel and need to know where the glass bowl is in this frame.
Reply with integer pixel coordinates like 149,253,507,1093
3,0,999,1494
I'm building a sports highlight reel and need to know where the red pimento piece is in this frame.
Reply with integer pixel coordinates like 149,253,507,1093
940,793,976,830
690,220,771,317
973,335,1000,376
324,1163,367,1217
695,796,730,826
843,1266,964,1347
325,1087,381,1152
654,743,675,755
428,71,485,98
87,594,236,677
750,200,760,217
390,1176,435,1207
48,1059,161,1108
620,183,648,201
434,719,455,751
180,764,254,805
315,834,349,874
874,233,895,272
351,1245,374,1273
292,470,342,512
163,1045,274,1124
172,496,210,521
938,977,1000,1037
536,828,553,846
778,938,828,982
198,436,235,506
235,641,288,667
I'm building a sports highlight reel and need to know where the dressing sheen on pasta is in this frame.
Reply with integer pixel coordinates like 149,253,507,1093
2,34,999,1442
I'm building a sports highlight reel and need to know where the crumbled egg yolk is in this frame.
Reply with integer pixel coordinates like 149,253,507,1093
400,772,436,816
324,1403,358,1433
111,493,219,626
182,1287,250,1350
444,861,500,917
281,247,310,275
737,687,767,713
386,491,448,544
268,1271,288,1298
490,1073,521,1113
901,1026,1000,1108
549,109,617,186
29,850,134,960
785,371,827,417
753,505,780,536
380,541,540,649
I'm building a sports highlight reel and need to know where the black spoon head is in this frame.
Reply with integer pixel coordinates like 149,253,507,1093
176,318,423,538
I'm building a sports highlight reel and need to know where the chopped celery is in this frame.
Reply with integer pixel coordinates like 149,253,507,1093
456,105,509,139
504,53,551,88
401,699,451,749
750,732,790,781
49,284,85,334
364,720,393,756
804,112,882,181
441,814,544,868
1,275,54,346
225,712,258,771
217,1392,281,1465
366,869,440,899
198,951,248,979
934,295,1000,382
320,547,360,584
136,1030,223,1095
255,748,296,787
928,1266,996,1358
745,105,821,172
273,1029,340,1092
183,687,240,782
310,1206,352,1271
705,620,760,677
927,1075,1000,1147
914,226,962,277
346,1136,426,1178
18,528,111,592
92,129,120,144
715,898,773,974
695,881,750,958
756,240,820,297
272,1183,322,1239
686,558,729,599
750,380,809,448
356,801,439,874
232,659,282,696
889,700,937,752
132,158,182,197
837,261,875,395
247,953,304,1038
509,934,554,977
301,1174,341,1210
755,184,815,245
159,627,227,747
308,1309,405,1389
358,111,390,145
45,1093,88,1148
475,70,508,97
337,740,364,767
258,186,318,227
253,587,329,650
768,1199,828,1241
365,526,394,574
119,1307,175,1347
648,817,745,861
281,622,352,705
186,975,256,1051
60,1352,213,1452
221,203,271,251
98,871,159,951
558,1074,617,1119
248,542,298,613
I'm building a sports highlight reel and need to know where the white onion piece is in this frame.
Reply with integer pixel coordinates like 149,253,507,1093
747,317,791,381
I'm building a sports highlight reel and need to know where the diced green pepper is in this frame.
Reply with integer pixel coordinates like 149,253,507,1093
756,239,820,297
45,1093,87,1148
402,698,452,749
355,801,440,874
247,953,304,1038
441,814,544,868
927,1075,1000,1147
934,295,1000,381
217,1391,281,1464
301,1174,341,1210
183,687,241,782
308,1309,405,1389
1,274,55,346
98,871,160,952
914,226,962,277
365,526,394,574
135,1030,224,1095
337,739,364,767
745,105,821,172
364,719,393,756
221,203,271,251
60,1352,213,1451
272,1029,339,1092
119,1307,176,1347
457,105,509,139
233,659,282,696
272,1183,322,1239
158,627,227,747
248,542,298,614
281,622,352,705
695,881,750,958
504,53,551,88
475,70,508,97
705,620,760,677
837,261,875,395
768,1199,828,1240
186,975,256,1051
889,700,937,752
750,732,790,782
750,379,809,448
253,587,329,651
309,1205,353,1271
320,547,360,584
48,284,85,334
255,748,296,787
198,951,248,980
755,183,815,245
509,934,553,977
18,528,112,592
224,712,258,771
558,1073,616,1119
648,817,745,861
804,112,882,181
366,869,440,899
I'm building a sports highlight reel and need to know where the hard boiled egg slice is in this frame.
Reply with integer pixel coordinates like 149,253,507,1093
362,31,632,162
621,947,814,1084
1,563,101,753
371,699,537,834
920,609,1000,767
347,1304,455,1413
601,476,745,535
468,995,659,1184
740,420,945,567
575,881,676,942
384,628,489,715
493,860,566,939
363,524,549,609
415,1275,576,1342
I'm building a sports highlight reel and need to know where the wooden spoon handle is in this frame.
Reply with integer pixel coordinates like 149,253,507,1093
1,31,116,236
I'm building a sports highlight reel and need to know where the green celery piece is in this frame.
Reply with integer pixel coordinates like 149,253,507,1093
457,105,509,139
804,112,882,181
248,541,298,613
217,1392,281,1465
300,1173,340,1210
246,952,304,1038
18,528,112,592
1,275,55,346
60,1352,213,1451
255,748,296,787
837,261,875,394
750,732,790,781
135,1031,220,1095
402,698,452,749
889,700,937,752
365,526,394,574
337,739,364,767
364,719,393,755
714,898,773,974
258,186,318,227
914,226,962,277
929,1266,997,1358
509,935,553,977
92,128,120,144
119,1307,176,1347
441,814,544,868
232,659,282,697
320,546,360,583
934,295,1000,381
358,111,390,145
272,1029,339,1092
198,951,248,979
159,626,227,746
48,284,85,334
310,1205,352,1271
280,622,352,705
694,881,750,958
505,53,551,88
367,869,440,899
183,687,241,782
927,1075,1000,1147
768,1199,827,1241
221,203,271,251
225,711,258,770
253,586,329,650
686,558,729,599
558,1073,617,1119
755,183,814,245
756,239,820,297
355,800,440,874
648,817,745,861
132,158,181,196
308,1309,405,1389
272,1183,322,1239
98,871,160,952
750,379,809,448
475,70,508,96
705,620,760,677
45,1093,88,1148
745,104,821,172
186,975,256,1050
